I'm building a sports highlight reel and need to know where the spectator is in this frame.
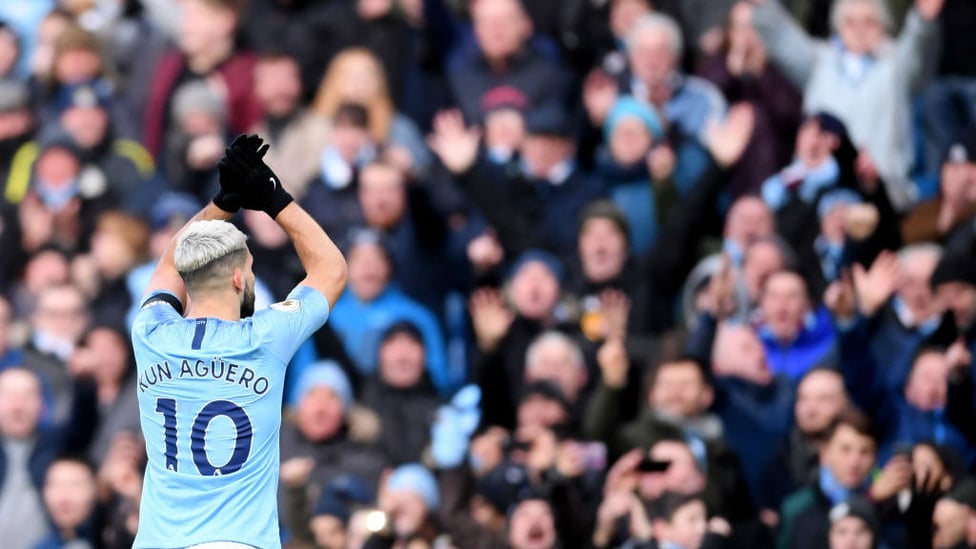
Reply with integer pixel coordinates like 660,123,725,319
249,49,331,200
931,253,976,357
364,463,443,547
507,496,562,549
163,79,228,204
616,13,728,189
0,368,60,549
66,324,140,465
751,0,944,211
760,367,850,512
23,283,89,424
0,21,21,79
328,232,450,394
447,0,572,124
932,478,976,549
826,496,880,549
698,1,803,197
76,210,148,328
360,322,441,465
0,295,21,369
279,361,388,531
903,133,976,248
312,48,429,175
651,491,734,549
35,456,100,549
0,79,34,195
142,0,261,159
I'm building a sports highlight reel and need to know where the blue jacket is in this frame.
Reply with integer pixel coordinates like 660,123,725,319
329,286,456,395
713,374,795,501
759,307,838,381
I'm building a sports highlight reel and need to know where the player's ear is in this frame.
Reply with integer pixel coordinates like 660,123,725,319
232,267,244,291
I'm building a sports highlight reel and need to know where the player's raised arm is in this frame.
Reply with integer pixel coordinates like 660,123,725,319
217,135,348,306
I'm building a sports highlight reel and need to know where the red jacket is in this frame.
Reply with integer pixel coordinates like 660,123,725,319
142,50,262,158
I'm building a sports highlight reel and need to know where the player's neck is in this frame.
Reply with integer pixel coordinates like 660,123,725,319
185,292,242,322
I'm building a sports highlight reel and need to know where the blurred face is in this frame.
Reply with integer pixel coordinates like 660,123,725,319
609,117,653,166
650,361,712,418
86,328,130,386
378,334,425,389
385,490,428,537
657,501,708,549
727,2,762,54
829,516,874,549
760,272,808,342
711,324,772,385
525,339,585,402
358,165,406,230
905,351,948,412
33,285,87,343
332,124,371,163
347,243,392,302
509,262,560,320
35,147,81,187
0,370,43,439
255,57,302,118
60,106,109,149
472,0,531,63
516,395,567,431
43,461,96,530
836,1,886,56
934,499,969,548
936,282,976,331
336,55,383,102
796,119,840,167
91,226,138,279
725,197,774,250
820,203,850,244
54,48,101,85
610,0,651,39
508,500,557,549
310,515,346,549
178,0,237,57
484,108,525,152
940,161,976,208
628,29,678,87
897,251,939,323
522,135,574,180
638,441,705,499
0,108,32,141
579,218,628,283
296,386,345,442
24,250,70,295
821,425,876,488
795,370,847,436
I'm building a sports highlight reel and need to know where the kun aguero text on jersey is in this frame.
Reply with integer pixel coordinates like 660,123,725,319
139,358,271,396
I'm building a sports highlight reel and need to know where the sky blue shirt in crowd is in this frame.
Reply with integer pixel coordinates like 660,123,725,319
130,285,330,549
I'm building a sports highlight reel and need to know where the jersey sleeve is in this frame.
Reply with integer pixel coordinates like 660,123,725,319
252,285,331,364
131,290,184,337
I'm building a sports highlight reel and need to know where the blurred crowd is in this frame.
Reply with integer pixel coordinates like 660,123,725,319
2,0,976,548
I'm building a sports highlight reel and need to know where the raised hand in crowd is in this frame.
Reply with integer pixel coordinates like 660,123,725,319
851,250,899,318
466,230,505,274
279,456,315,489
704,103,756,167
469,288,514,352
428,109,481,175
469,426,509,476
869,452,913,502
600,289,631,341
597,336,629,390
592,490,652,547
945,338,973,381
824,270,857,322
700,254,737,320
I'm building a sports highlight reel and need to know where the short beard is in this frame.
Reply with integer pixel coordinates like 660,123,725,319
240,283,256,318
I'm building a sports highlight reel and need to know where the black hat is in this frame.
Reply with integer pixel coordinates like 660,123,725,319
380,320,424,347
525,103,573,138
947,477,976,509
829,496,880,538
476,462,532,515
810,111,850,143
931,253,976,289
519,380,570,411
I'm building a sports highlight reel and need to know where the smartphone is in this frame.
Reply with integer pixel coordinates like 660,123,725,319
503,438,532,453
637,458,672,473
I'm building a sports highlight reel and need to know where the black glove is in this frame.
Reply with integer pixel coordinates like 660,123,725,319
217,134,293,217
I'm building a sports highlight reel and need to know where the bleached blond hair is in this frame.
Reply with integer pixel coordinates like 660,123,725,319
626,13,684,58
174,220,248,289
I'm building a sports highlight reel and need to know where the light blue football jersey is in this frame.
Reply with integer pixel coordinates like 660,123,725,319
130,285,330,549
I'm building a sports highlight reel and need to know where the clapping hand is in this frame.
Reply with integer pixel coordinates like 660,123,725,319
215,134,294,217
